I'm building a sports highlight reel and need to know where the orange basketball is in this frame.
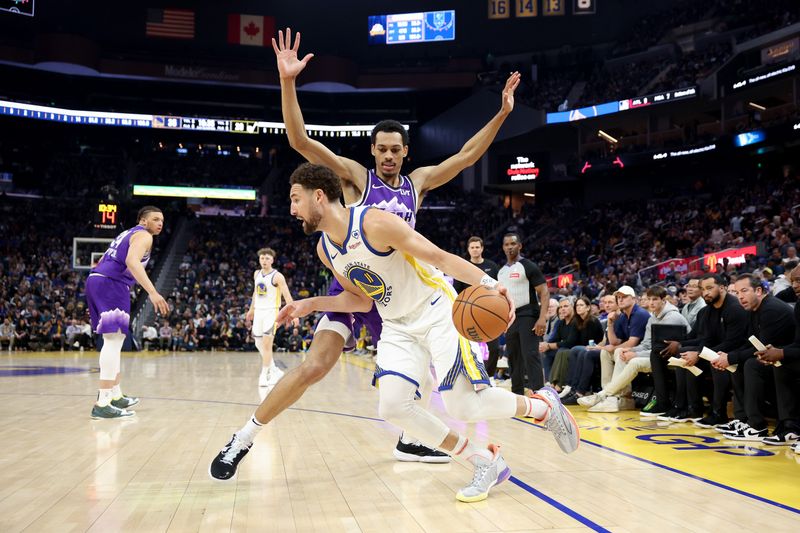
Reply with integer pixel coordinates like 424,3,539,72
452,285,511,343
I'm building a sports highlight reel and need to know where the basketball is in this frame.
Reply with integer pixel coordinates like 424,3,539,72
452,285,510,342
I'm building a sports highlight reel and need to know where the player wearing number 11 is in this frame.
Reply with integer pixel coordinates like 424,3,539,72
269,164,579,502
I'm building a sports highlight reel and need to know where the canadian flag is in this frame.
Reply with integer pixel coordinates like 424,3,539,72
227,14,274,47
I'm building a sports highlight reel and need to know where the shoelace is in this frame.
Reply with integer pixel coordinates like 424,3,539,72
467,463,491,489
221,437,247,465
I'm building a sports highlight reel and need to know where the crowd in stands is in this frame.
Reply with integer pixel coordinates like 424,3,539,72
161,213,328,352
505,169,800,298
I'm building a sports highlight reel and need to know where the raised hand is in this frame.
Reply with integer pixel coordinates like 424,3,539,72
271,27,315,80
500,71,521,115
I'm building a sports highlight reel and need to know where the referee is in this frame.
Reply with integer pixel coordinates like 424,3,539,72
454,236,501,379
497,233,549,395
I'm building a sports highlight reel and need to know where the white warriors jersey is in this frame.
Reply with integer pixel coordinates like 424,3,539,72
253,269,280,310
320,206,456,320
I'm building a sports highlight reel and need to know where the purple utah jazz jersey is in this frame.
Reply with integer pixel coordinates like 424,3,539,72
92,225,151,287
349,169,418,228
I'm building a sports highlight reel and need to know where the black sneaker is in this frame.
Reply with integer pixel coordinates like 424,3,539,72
669,410,703,423
393,438,451,463
110,395,139,409
639,399,669,417
714,419,745,433
209,435,253,480
762,431,800,446
694,413,729,429
656,407,682,421
722,423,768,442
562,391,579,405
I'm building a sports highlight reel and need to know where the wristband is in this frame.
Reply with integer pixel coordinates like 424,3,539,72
479,275,498,289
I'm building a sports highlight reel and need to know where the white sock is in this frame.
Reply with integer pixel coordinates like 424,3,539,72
400,432,416,445
111,384,122,399
524,396,550,422
452,434,492,465
96,388,113,407
236,415,263,444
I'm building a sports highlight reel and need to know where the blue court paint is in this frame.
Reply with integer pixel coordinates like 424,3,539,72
0,365,93,377
509,476,610,532
512,417,800,516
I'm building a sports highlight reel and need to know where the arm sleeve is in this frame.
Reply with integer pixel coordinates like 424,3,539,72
590,319,605,344
559,324,579,348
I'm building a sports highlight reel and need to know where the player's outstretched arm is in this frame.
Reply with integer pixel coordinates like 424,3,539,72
273,28,366,189
125,232,169,315
410,71,520,196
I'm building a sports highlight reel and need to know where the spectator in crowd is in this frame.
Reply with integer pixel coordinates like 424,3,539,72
560,297,605,404
287,327,303,352
159,321,172,351
715,274,794,441
594,286,650,404
540,298,576,390
581,286,689,413
0,317,15,351
680,277,706,329
142,323,158,351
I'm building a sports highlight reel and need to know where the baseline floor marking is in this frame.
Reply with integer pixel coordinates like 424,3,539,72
513,417,800,516
0,390,605,529
509,476,610,533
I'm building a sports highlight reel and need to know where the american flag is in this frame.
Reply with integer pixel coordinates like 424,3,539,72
146,8,195,39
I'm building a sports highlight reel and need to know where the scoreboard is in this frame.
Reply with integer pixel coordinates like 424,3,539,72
369,10,455,45
95,202,119,231
153,116,259,134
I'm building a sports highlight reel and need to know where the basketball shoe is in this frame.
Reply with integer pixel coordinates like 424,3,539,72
111,395,139,409
258,367,270,387
393,436,451,463
91,404,135,419
536,386,580,454
209,434,253,481
455,443,511,503
267,365,284,386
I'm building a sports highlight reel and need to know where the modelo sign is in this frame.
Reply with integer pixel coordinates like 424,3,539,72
506,156,539,181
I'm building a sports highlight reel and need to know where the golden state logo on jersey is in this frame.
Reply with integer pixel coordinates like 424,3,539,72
256,281,269,295
344,261,392,306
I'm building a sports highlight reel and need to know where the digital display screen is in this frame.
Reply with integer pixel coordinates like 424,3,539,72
95,203,119,230
546,87,697,124
369,10,455,45
133,184,257,201
496,154,546,183
0,98,388,138
1,0,34,17
734,130,766,147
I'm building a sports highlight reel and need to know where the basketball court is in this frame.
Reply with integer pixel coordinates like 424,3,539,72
1,350,798,532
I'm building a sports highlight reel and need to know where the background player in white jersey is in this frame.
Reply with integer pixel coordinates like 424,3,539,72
245,247,298,387
239,28,521,462
210,164,579,503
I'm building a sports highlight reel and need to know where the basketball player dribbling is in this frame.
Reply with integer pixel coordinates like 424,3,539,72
245,247,298,387
85,206,170,419
210,164,579,502
221,28,521,463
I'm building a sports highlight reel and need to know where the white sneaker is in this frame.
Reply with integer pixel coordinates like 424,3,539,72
558,385,572,399
792,441,800,454
258,368,270,387
722,423,768,442
536,387,580,454
588,395,620,413
455,444,511,503
714,419,745,433
762,432,800,446
578,393,604,407
266,365,284,386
